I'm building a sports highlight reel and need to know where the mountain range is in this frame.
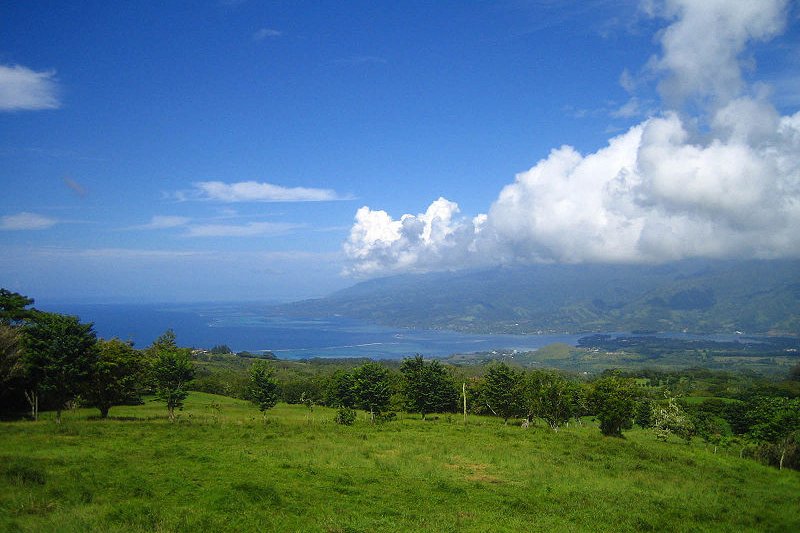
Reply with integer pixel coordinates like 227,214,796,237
277,260,800,335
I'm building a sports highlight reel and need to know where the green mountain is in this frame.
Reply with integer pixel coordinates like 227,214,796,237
279,260,800,335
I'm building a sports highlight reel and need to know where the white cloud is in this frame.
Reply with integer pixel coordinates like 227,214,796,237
190,181,349,202
134,215,191,230
0,64,60,111
648,0,789,106
0,212,58,230
185,221,300,237
344,0,800,276
253,28,283,41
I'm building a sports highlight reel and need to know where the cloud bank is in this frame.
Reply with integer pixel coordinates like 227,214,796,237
344,0,800,276
0,64,60,111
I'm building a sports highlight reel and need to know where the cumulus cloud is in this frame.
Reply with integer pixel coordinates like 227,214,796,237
344,0,800,276
0,212,58,230
0,64,60,111
188,181,349,202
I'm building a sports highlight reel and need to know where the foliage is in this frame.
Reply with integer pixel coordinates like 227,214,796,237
248,360,279,416
20,312,98,423
350,362,392,422
589,374,639,437
0,324,22,391
83,338,145,418
480,362,522,423
516,370,578,430
335,406,356,425
746,396,800,469
0,289,36,326
148,330,195,421
209,344,233,355
399,355,458,419
651,396,694,443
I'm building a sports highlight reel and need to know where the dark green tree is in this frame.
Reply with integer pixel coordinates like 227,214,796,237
21,312,98,423
0,289,37,326
481,362,522,424
148,330,195,421
400,355,458,419
351,362,392,423
325,369,357,408
589,374,639,437
0,324,25,414
747,396,800,470
248,360,279,418
517,370,578,429
84,338,144,418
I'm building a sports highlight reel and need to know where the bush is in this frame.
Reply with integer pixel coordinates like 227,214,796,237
335,407,356,426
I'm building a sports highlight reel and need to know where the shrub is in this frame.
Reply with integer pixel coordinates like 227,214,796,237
335,407,356,426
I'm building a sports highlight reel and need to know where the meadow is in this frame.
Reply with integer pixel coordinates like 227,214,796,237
1,392,799,532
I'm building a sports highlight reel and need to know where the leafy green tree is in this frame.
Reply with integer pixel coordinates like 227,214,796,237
400,355,458,419
747,396,800,470
21,312,98,423
325,369,358,408
589,374,639,437
0,324,25,414
148,330,195,421
481,362,522,424
248,360,279,418
651,395,694,443
0,289,37,326
351,362,392,423
209,344,233,355
516,370,577,430
84,338,144,418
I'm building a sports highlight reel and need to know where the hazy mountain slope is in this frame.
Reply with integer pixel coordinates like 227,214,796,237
278,260,800,335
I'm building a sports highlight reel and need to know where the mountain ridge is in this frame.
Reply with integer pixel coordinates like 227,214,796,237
276,259,800,335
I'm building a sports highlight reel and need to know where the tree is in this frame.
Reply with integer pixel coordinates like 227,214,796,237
481,362,522,423
351,362,392,423
148,330,195,421
0,288,36,326
84,338,144,418
248,360,279,418
747,396,800,470
21,312,98,423
517,370,578,430
651,395,694,443
0,324,25,414
589,374,639,437
325,369,358,408
400,355,458,419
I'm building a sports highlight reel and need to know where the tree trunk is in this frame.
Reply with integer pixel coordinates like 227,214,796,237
779,448,786,471
100,406,110,419
168,405,175,422
24,390,38,421
55,408,62,424
463,382,467,424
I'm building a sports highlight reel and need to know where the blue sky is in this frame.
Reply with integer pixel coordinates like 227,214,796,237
2,1,799,304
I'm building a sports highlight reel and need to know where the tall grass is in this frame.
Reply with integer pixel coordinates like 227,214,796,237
1,393,798,532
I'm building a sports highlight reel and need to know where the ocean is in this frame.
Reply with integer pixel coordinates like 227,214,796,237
44,302,587,359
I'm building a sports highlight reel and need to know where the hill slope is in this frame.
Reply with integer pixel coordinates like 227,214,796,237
279,260,800,335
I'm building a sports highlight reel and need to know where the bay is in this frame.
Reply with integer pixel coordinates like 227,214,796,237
44,302,746,360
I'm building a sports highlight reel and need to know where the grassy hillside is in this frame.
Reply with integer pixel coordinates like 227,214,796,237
2,392,798,532
279,260,800,335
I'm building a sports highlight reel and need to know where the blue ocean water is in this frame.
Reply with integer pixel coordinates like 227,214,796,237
44,302,587,359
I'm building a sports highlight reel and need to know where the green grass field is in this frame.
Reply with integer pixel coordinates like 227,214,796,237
2,392,798,532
